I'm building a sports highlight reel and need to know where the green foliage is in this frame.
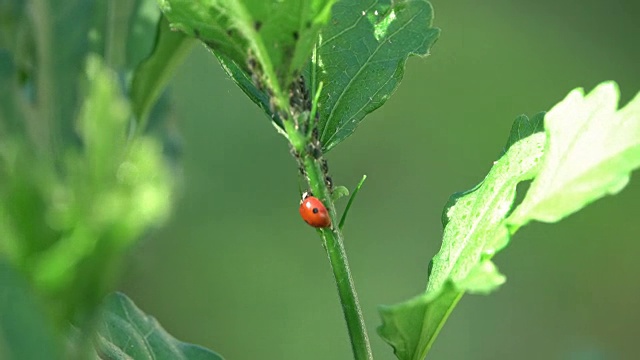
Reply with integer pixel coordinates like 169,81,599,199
0,0,188,357
314,0,440,151
131,15,195,129
94,292,225,360
331,185,350,201
424,132,545,295
126,0,164,69
503,112,545,152
378,117,545,360
378,282,461,360
339,174,367,230
159,0,440,152
378,82,640,360
0,261,62,360
35,0,94,147
0,55,173,328
508,82,640,226
3,1,639,360
159,0,337,110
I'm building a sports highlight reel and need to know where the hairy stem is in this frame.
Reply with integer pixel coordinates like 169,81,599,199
285,121,373,360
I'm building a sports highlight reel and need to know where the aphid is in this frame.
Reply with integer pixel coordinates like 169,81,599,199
324,175,333,189
299,192,331,228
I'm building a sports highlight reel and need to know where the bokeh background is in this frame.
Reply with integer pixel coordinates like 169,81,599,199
120,0,640,359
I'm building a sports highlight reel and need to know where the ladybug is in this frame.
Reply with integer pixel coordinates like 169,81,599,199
299,192,331,228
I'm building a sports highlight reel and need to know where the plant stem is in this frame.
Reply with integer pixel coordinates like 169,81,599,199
320,224,373,360
285,120,373,360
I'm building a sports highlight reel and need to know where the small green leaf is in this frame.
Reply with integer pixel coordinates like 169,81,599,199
338,174,367,229
131,15,195,127
378,282,462,360
503,111,545,152
126,0,163,70
159,0,337,109
331,185,350,202
0,261,62,360
509,82,640,226
94,292,225,360
315,0,440,151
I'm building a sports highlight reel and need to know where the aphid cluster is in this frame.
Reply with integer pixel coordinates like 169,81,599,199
246,48,333,228
200,19,334,229
287,75,334,189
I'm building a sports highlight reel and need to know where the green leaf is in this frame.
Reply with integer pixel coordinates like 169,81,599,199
509,82,640,226
158,0,337,109
315,0,440,151
30,0,93,148
378,117,546,360
503,111,545,152
20,56,173,326
131,15,195,128
426,133,545,294
104,0,139,67
94,292,225,360
378,283,462,360
126,0,163,70
215,52,284,127
0,261,62,360
338,174,367,229
331,185,350,202
378,82,640,360
88,0,153,69
454,259,506,295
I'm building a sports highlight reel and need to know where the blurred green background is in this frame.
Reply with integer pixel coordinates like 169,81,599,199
120,0,640,359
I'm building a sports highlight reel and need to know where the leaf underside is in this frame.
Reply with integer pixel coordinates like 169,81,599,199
378,81,640,360
159,0,336,105
379,121,546,360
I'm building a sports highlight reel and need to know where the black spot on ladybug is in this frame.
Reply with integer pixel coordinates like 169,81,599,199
312,208,319,214
292,31,299,40
254,21,262,31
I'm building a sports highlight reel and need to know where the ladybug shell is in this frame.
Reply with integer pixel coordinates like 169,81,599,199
299,195,331,228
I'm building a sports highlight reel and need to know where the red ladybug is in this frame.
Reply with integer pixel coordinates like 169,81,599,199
299,192,331,228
